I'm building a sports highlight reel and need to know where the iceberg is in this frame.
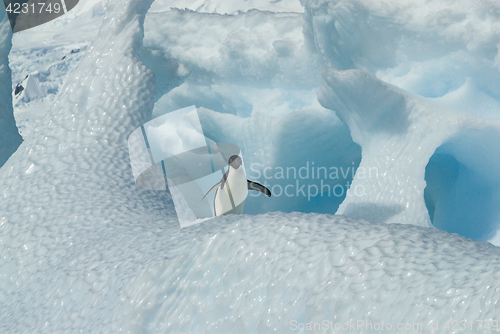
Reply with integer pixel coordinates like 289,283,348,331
2,0,500,332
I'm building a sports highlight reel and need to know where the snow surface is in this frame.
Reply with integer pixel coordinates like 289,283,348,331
3,0,500,332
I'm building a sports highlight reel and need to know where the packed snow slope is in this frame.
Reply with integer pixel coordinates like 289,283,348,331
2,0,500,333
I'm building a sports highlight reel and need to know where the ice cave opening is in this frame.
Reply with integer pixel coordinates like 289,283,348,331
424,128,500,242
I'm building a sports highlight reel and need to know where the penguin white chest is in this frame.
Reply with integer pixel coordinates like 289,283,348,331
214,166,248,215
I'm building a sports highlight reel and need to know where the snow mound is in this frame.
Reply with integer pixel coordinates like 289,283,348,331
127,213,500,333
0,0,165,331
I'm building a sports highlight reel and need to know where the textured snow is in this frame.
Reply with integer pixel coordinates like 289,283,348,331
3,0,500,332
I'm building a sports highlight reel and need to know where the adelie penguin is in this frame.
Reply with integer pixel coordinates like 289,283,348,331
202,155,271,216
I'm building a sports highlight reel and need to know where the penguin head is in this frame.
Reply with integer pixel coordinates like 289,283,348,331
228,155,242,169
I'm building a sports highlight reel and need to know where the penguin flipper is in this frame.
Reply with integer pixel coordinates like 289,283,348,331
247,180,272,197
202,182,221,201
